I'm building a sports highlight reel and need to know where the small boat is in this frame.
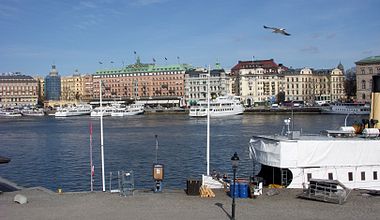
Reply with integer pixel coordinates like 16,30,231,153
189,96,244,117
0,109,22,117
111,104,144,116
21,108,45,116
322,102,370,115
55,104,92,117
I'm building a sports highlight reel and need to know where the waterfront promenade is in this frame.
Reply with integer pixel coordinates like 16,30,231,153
1,187,379,220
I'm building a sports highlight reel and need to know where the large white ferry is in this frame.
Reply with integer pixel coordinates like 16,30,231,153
111,103,144,116
55,104,92,117
189,96,244,117
90,105,115,117
322,102,370,115
249,75,380,190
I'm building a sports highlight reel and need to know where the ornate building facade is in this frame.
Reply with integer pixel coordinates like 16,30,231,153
93,58,191,106
0,73,38,107
184,64,228,105
61,70,84,101
355,56,380,102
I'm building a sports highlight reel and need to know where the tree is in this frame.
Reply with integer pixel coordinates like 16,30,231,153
344,67,356,101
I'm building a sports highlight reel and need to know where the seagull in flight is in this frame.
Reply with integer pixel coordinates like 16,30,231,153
263,25,291,36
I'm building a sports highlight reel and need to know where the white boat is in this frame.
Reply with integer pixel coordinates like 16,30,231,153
111,104,144,117
249,76,380,190
189,96,244,117
0,109,22,117
90,105,115,117
55,104,92,117
21,108,45,116
322,102,370,115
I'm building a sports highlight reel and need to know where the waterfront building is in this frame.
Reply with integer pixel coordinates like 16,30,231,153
231,59,286,106
0,72,38,107
282,66,345,104
184,63,228,105
93,57,191,107
231,59,345,106
355,56,380,102
61,70,84,102
44,65,61,101
82,74,93,102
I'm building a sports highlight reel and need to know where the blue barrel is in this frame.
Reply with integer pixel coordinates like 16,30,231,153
229,183,239,198
239,182,248,198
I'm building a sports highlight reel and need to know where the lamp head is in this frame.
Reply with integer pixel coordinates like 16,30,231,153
231,152,239,169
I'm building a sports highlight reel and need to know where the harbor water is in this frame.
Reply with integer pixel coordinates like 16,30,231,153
0,114,367,192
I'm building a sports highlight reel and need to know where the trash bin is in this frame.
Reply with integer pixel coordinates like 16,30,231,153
239,182,249,198
186,179,201,195
229,183,239,198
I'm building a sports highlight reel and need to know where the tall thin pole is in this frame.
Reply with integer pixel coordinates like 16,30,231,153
155,135,158,163
100,80,105,192
90,122,93,192
232,167,236,220
207,65,211,176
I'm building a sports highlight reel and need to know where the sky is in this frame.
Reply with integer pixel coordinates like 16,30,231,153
0,0,379,76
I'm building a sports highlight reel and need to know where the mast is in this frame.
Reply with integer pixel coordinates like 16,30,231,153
100,80,105,192
207,65,211,176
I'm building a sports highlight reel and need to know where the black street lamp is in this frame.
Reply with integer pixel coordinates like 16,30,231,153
231,152,239,220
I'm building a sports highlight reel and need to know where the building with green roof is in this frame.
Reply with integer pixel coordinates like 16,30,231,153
355,56,380,102
92,58,192,106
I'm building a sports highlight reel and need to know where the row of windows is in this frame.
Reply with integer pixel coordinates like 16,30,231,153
307,171,378,182
98,71,183,78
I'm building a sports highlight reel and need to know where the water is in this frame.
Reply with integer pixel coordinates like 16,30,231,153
0,113,367,192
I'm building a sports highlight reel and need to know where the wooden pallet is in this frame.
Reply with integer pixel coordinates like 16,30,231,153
200,185,215,198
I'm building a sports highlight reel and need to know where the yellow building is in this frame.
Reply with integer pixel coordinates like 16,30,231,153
60,71,84,102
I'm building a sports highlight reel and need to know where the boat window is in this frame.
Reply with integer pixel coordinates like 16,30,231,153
307,173,312,181
374,171,378,180
328,173,333,180
348,172,353,181
361,172,366,181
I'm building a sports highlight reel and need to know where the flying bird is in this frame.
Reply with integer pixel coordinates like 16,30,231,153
263,25,291,36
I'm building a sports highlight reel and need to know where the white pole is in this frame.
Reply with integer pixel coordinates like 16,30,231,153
90,122,93,192
206,65,211,176
100,80,105,192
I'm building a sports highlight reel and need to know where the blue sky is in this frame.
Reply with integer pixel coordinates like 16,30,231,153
0,0,379,76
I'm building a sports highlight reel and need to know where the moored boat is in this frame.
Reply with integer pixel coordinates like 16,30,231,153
55,104,92,117
0,109,22,117
111,103,144,116
21,108,45,116
322,102,370,115
189,96,244,117
249,75,380,190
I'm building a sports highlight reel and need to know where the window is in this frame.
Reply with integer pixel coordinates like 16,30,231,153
362,80,366,89
374,171,378,180
328,173,333,180
307,173,312,181
348,172,353,181
361,172,366,181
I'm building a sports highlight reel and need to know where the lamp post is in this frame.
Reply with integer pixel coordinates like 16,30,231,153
231,152,239,220
100,80,105,192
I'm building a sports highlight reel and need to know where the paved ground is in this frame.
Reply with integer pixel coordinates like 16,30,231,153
1,187,380,220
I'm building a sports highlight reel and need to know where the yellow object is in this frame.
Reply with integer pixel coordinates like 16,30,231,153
57,188,63,194
199,185,215,198
268,184,283,188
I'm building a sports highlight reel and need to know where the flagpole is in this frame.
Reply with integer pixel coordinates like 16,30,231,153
206,65,211,176
155,135,158,163
90,122,94,192
100,80,105,192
